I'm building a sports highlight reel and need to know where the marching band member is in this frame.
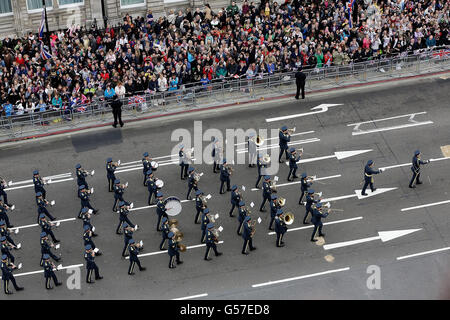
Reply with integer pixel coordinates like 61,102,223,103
122,222,133,257
299,173,312,205
275,209,288,247
84,244,103,283
113,179,127,212
160,218,170,250
362,160,383,196
278,126,291,163
0,177,12,207
128,239,146,275
179,145,189,180
1,236,15,263
409,150,430,188
200,208,211,243
255,154,267,189
75,164,89,189
219,159,232,194
229,185,242,217
259,175,272,212
0,220,19,249
42,254,62,289
80,207,98,237
268,194,279,230
1,254,24,294
212,138,221,173
83,225,102,256
242,216,256,255
40,232,60,266
186,167,198,200
248,132,257,167
146,170,158,205
78,185,98,218
39,214,60,244
106,158,117,192
194,190,205,224
156,192,167,231
287,147,302,181
304,189,319,224
237,201,248,235
33,170,47,200
36,192,56,223
116,202,135,235
204,223,222,261
0,201,13,228
310,202,328,242
168,232,183,269
142,152,152,186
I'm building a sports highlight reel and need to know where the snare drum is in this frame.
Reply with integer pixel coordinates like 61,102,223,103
151,161,159,170
164,196,182,216
155,179,164,189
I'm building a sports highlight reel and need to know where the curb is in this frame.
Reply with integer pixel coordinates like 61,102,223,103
2,69,449,144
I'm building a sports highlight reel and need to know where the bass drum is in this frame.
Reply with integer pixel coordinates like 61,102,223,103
164,196,182,216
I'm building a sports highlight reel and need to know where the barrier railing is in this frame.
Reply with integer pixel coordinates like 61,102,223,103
0,47,448,140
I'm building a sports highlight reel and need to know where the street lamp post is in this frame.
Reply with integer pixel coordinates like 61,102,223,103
41,0,50,48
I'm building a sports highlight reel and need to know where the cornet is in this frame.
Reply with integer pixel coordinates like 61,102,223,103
209,213,220,223
82,169,95,176
287,127,296,134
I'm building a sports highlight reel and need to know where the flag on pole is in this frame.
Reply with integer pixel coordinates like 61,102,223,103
40,41,52,60
347,0,355,28
39,9,45,40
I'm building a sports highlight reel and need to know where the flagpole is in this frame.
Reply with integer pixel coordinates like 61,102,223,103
42,0,50,48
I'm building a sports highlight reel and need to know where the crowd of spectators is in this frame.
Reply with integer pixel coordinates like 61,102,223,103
0,0,448,118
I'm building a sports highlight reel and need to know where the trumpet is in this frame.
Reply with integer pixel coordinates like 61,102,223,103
81,169,95,176
288,127,296,134
212,226,223,243
280,212,295,225
225,164,234,175
209,213,220,223
112,161,121,167
250,220,256,237
270,180,277,193
193,172,203,183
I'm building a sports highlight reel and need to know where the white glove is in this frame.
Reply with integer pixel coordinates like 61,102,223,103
379,168,384,173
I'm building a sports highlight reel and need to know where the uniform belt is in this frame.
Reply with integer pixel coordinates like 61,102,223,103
364,173,372,177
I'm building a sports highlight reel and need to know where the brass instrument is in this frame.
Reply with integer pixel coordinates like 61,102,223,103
193,172,203,184
209,213,219,223
225,164,234,175
262,154,271,164
287,127,296,134
178,243,187,252
255,135,264,147
277,197,286,207
81,169,95,176
270,180,277,193
280,212,295,225
250,220,256,237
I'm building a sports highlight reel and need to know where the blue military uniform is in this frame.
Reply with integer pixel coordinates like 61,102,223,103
219,159,231,194
298,173,311,204
155,193,167,231
304,189,318,224
106,158,116,192
1,236,14,264
128,239,145,275
237,201,248,235
361,160,382,195
242,216,256,254
278,126,291,162
80,207,97,237
40,232,60,266
83,225,101,256
43,254,62,289
36,193,56,223
78,185,97,217
39,214,59,243
0,220,17,248
122,223,133,256
255,154,267,188
0,180,12,207
212,140,221,173
76,164,89,189
229,185,241,217
186,167,198,200
33,170,46,199
160,218,170,250
142,153,151,186
268,194,279,230
275,209,288,247
146,170,158,205
194,190,205,224
1,254,23,294
409,150,429,188
205,223,222,260
0,205,13,228
200,208,211,243
168,232,183,268
84,245,102,283
310,203,328,242
112,179,126,212
179,146,189,179
259,176,272,212
287,148,301,181
116,202,135,234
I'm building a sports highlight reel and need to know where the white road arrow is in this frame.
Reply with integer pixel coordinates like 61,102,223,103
266,104,343,122
286,149,372,165
320,187,397,202
323,228,422,250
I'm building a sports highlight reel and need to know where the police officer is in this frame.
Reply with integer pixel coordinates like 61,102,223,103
1,254,23,294
299,173,312,205
78,185,98,218
116,202,136,235
0,201,13,228
80,207,98,237
42,254,62,289
40,232,60,266
186,167,198,200
128,239,146,275
168,232,183,268
268,194,279,230
36,192,56,223
409,150,430,188
242,216,256,255
113,179,127,212
295,68,306,100
33,170,47,199
110,94,124,127
259,175,272,212
84,244,103,283
75,164,89,189
304,189,319,224
310,202,328,242
212,138,221,173
83,225,102,256
0,220,20,249
1,236,15,263
194,190,205,224
106,158,117,192
287,148,302,181
219,159,231,194
179,145,189,180
155,192,167,231
205,223,222,261
255,154,268,188
142,152,152,186
200,208,211,243
160,217,170,250
237,201,248,235
278,126,291,162
229,185,242,217
39,214,59,243
0,178,12,207
362,160,383,196
248,132,257,167
275,209,288,247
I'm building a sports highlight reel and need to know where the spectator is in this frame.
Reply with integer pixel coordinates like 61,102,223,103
104,84,116,100
115,82,126,99
52,93,63,110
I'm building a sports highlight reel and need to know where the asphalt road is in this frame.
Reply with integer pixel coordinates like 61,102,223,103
1,74,450,300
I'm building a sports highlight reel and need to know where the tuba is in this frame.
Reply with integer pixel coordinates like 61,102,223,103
281,212,295,225
255,135,264,147
277,197,286,207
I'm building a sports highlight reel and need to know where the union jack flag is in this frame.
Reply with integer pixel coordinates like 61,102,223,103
432,49,450,59
38,9,45,40
347,0,355,28
40,41,52,60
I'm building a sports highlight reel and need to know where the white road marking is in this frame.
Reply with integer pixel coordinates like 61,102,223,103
251,267,350,288
396,247,450,261
323,229,422,250
172,293,209,300
401,199,450,212
116,159,197,174
379,156,450,171
251,175,342,191
267,217,363,235
129,199,194,212
286,149,372,165
6,264,84,278
5,178,74,191
238,138,320,154
127,241,224,259
8,173,72,186
234,131,315,146
350,122,433,136
320,187,397,202
347,112,429,126
10,218,76,232
265,104,343,123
